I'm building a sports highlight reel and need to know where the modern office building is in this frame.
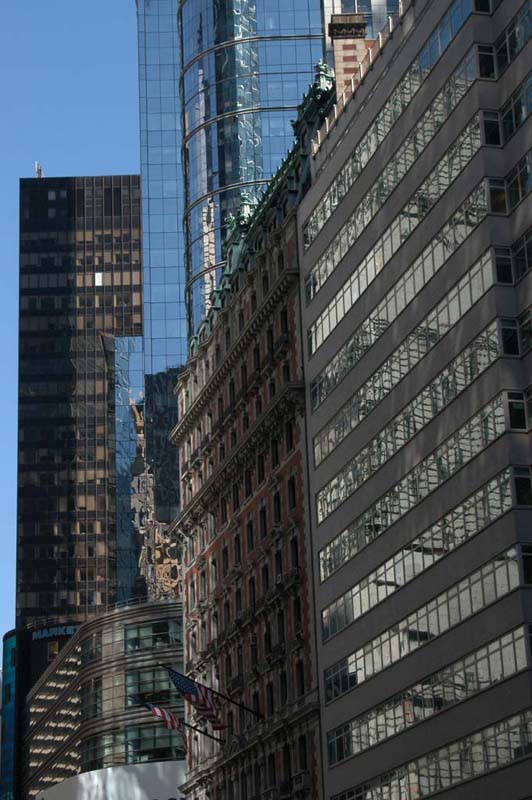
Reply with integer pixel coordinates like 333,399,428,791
0,175,187,800
135,0,183,556
17,175,144,628
18,599,185,799
138,1,397,343
137,0,187,368
169,72,334,799
299,0,532,797
179,0,324,335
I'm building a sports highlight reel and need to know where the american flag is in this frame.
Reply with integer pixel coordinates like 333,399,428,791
165,667,224,729
143,703,187,751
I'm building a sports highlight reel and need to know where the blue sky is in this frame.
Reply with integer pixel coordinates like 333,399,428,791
0,1,140,637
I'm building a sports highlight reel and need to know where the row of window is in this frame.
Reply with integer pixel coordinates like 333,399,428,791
317,322,499,523
488,69,532,146
319,454,531,580
183,391,295,502
182,270,288,411
79,618,182,664
184,364,293,494
327,626,529,766
81,724,185,772
310,0,526,260
218,447,297,524
319,462,520,581
303,0,473,254
305,45,478,309
192,570,302,650
494,0,532,76
311,73,532,423
310,139,532,414
332,707,532,800
324,546,520,702
221,656,307,732
197,735,309,800
188,531,300,615
321,467,515,641
310,182,489,411
316,308,504,524
496,224,532,284
316,246,494,473
316,286,498,469
80,667,182,720
186,483,293,571
307,115,482,355
318,390,512,540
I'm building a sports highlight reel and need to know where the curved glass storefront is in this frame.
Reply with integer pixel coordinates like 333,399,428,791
179,0,323,332
21,600,184,798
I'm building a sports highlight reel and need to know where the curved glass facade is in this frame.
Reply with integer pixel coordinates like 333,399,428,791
179,0,323,332
20,601,185,797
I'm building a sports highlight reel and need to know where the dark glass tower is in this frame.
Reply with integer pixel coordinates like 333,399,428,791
17,176,144,627
179,0,324,333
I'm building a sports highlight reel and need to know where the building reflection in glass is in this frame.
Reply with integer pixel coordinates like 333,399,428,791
17,176,143,626
179,0,324,332
136,1,185,598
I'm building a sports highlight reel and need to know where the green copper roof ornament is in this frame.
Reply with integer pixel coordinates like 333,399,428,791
314,59,334,94
238,191,256,226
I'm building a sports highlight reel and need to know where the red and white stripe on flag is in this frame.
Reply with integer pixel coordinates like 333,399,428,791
196,683,222,719
150,704,180,731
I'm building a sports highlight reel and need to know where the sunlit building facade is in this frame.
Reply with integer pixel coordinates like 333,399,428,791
299,0,532,797
179,0,324,334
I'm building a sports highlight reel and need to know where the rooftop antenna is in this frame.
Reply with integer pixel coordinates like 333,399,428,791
34,161,44,178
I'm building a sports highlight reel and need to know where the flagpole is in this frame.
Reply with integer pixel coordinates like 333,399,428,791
158,664,263,719
128,696,223,743
181,718,224,743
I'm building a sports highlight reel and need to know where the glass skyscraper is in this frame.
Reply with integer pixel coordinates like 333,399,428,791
17,176,144,625
136,0,183,543
179,0,324,333
137,0,187,368
135,0,324,529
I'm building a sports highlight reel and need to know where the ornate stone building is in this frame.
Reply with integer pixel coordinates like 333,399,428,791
168,70,334,800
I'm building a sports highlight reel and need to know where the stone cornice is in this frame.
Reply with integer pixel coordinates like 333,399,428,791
168,382,305,536
170,266,299,446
